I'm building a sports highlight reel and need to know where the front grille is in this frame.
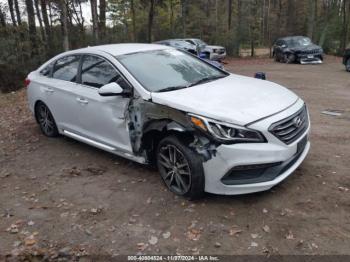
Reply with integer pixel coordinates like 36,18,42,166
218,49,225,54
299,49,320,55
269,105,309,144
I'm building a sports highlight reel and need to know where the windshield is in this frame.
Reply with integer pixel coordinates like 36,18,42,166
117,49,227,92
194,39,207,47
286,37,312,47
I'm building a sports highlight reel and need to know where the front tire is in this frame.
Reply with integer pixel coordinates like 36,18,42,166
346,59,350,72
35,102,59,137
283,53,295,64
156,136,205,199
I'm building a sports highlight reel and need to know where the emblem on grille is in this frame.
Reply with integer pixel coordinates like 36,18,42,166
293,116,302,128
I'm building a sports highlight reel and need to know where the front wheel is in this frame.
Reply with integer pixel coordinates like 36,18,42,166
156,136,205,199
346,59,350,72
283,53,296,64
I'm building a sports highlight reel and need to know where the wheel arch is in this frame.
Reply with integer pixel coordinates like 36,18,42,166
140,119,195,164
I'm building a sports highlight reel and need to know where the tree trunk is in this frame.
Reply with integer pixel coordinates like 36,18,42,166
181,0,186,37
99,0,106,42
147,0,155,42
0,6,6,27
340,0,348,52
34,0,46,41
90,0,99,44
227,0,232,30
25,0,38,55
40,0,52,56
8,0,17,26
60,0,69,51
307,0,315,40
131,0,137,41
169,0,174,37
234,0,242,56
14,0,21,25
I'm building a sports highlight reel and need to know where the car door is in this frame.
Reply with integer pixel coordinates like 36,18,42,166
39,55,83,134
73,54,133,153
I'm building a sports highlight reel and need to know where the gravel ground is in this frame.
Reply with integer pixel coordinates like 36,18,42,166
0,56,349,260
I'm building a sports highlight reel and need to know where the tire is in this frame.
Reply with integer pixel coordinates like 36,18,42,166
346,59,350,72
35,102,59,137
156,136,205,199
283,53,295,64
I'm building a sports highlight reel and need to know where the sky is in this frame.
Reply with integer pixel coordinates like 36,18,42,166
0,0,93,26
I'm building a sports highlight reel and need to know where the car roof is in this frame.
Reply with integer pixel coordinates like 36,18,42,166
278,36,309,41
73,43,169,56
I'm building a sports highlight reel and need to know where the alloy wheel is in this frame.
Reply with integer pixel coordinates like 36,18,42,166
158,144,191,195
37,104,56,136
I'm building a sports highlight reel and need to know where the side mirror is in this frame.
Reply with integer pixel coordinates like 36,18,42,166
98,82,124,96
281,44,287,48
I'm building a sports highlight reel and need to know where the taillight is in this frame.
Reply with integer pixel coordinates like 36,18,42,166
24,78,30,88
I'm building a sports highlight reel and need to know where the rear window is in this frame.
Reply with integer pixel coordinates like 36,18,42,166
52,55,80,82
39,62,54,77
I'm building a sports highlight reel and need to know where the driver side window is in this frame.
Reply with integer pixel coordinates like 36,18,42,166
80,55,130,89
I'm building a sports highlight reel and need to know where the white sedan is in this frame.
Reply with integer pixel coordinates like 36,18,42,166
26,44,310,199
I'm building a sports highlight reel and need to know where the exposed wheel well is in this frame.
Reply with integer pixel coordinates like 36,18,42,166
142,129,195,165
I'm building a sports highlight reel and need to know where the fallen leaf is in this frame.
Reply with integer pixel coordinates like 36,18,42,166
149,236,158,245
286,230,295,240
251,233,259,239
229,228,243,236
250,242,259,247
214,242,221,248
137,242,147,251
262,225,270,233
162,231,171,239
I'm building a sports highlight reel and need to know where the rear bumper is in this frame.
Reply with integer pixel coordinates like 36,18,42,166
202,100,310,195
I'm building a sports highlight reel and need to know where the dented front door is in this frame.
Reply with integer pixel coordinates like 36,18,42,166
75,54,133,153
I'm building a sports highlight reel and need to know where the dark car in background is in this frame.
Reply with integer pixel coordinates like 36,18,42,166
273,36,323,64
343,48,350,71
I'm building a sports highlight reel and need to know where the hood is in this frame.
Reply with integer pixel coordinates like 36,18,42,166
291,44,322,52
151,74,299,126
205,45,225,50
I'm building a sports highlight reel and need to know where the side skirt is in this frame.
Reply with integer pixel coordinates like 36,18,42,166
62,130,146,164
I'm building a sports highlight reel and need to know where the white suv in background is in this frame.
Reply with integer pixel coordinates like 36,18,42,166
26,44,310,199
185,38,227,61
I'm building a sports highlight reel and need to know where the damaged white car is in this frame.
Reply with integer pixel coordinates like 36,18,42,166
27,44,310,199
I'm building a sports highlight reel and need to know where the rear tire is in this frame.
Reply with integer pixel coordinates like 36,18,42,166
156,136,205,199
35,102,59,137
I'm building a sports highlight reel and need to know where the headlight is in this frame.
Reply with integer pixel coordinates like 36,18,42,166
189,114,265,144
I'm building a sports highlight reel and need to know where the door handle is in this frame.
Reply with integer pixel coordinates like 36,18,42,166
43,87,54,93
76,97,89,104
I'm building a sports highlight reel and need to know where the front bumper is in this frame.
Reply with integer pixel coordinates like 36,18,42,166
202,99,310,195
210,52,226,61
297,54,323,64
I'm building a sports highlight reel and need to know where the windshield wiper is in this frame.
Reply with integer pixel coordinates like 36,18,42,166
188,75,226,87
157,85,188,92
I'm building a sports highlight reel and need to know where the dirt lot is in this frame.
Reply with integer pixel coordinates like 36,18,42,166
0,56,350,259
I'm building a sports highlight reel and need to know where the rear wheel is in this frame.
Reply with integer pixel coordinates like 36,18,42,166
35,102,59,137
346,59,350,72
156,136,204,199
